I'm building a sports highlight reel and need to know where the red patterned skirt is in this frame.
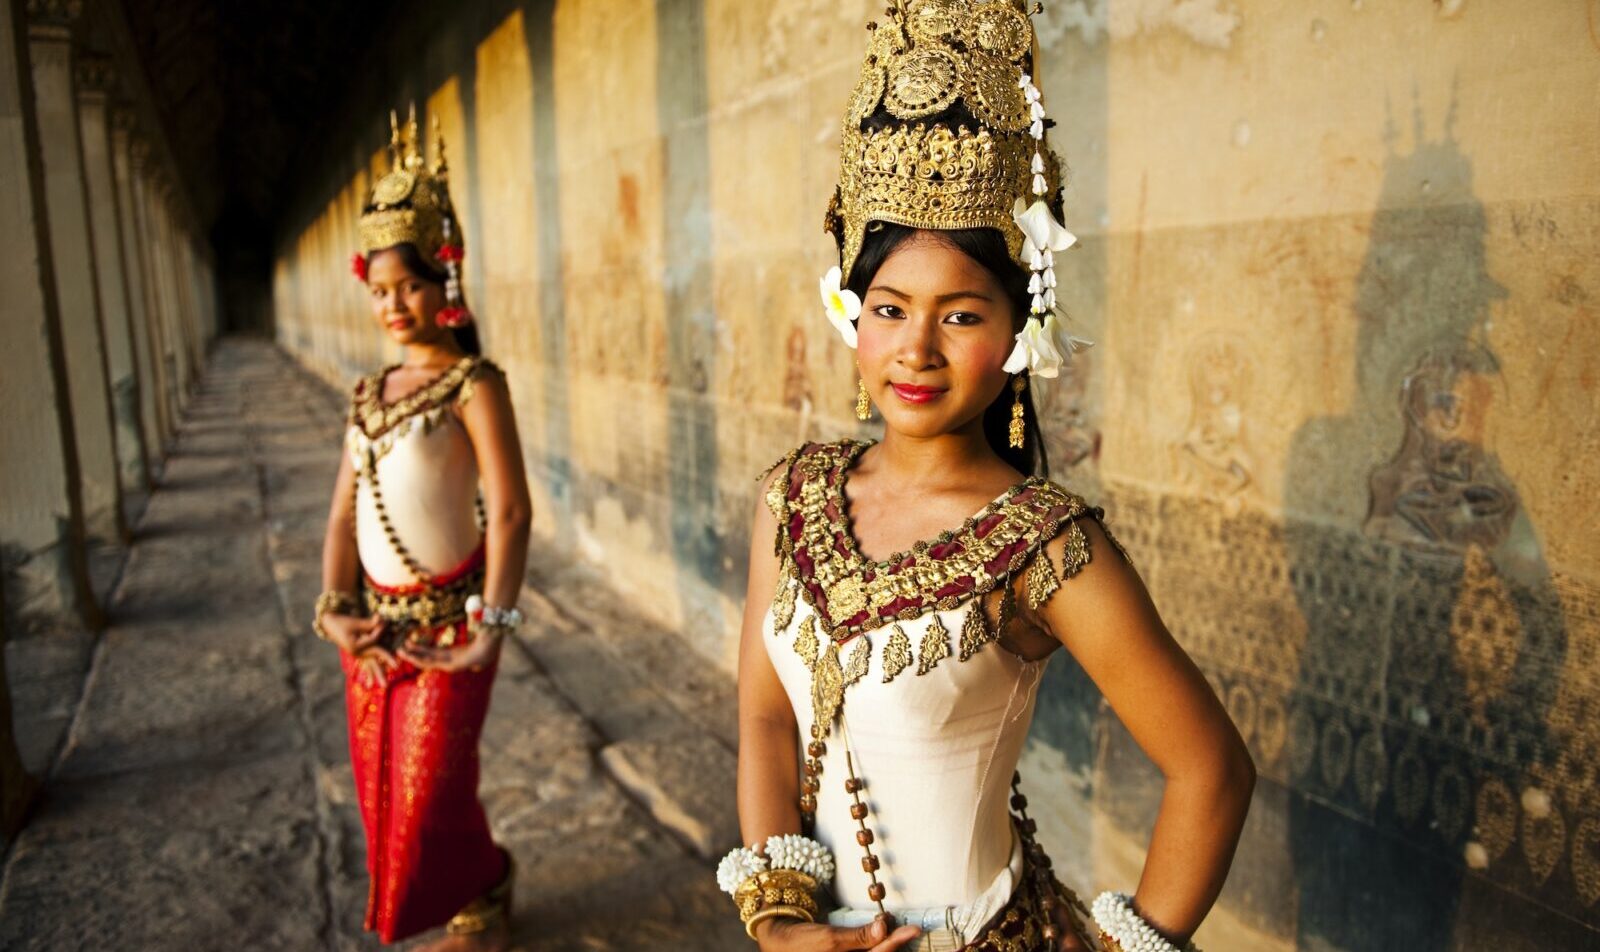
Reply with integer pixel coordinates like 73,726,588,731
342,554,505,942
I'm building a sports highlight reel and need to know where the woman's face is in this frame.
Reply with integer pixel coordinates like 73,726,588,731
366,248,448,347
856,232,1018,440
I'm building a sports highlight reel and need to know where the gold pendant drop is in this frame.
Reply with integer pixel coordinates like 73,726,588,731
794,615,819,671
842,637,871,683
959,602,995,661
916,614,952,675
771,561,798,632
1008,376,1027,449
1059,520,1092,578
881,625,912,682
856,377,872,421
1024,547,1060,610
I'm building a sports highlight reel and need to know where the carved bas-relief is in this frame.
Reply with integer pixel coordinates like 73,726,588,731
1270,92,1583,947
1366,349,1514,554
1174,334,1255,514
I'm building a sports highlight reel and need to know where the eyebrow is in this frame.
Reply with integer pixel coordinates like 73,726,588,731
868,284,995,305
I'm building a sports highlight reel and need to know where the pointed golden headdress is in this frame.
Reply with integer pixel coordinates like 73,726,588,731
357,106,472,325
358,106,462,267
826,0,1065,283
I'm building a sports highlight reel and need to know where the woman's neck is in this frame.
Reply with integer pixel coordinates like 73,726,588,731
400,337,465,369
868,420,1008,493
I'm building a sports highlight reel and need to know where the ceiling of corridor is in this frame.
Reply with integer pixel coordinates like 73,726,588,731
117,0,389,236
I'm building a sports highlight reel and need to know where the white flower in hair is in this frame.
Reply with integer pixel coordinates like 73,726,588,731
1004,311,1092,379
1013,198,1078,256
715,847,769,895
819,265,861,349
1004,312,1066,378
765,833,837,883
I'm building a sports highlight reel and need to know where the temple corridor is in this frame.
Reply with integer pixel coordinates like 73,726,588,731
0,338,745,950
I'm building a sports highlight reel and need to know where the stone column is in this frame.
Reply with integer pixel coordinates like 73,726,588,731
128,138,173,444
75,52,148,500
148,185,191,405
109,108,161,461
25,0,126,544
173,227,204,375
0,587,37,849
0,0,98,632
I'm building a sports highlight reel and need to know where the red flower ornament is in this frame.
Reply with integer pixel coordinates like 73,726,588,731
351,252,368,282
435,244,465,264
435,306,472,329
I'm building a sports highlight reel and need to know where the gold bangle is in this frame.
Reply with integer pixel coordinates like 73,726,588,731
313,590,359,640
733,868,820,920
744,904,814,941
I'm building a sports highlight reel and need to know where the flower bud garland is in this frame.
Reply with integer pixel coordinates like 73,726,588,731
715,833,836,896
1091,892,1201,952
434,216,474,328
764,833,836,883
1002,67,1092,380
716,847,768,896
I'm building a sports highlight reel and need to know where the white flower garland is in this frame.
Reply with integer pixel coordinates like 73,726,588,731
764,833,836,883
716,834,837,896
1091,892,1201,952
716,847,768,896
1002,69,1091,380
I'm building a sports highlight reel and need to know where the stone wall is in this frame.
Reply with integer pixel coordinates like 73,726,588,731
271,2,1600,947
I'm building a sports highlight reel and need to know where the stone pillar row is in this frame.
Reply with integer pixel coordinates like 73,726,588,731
0,0,218,636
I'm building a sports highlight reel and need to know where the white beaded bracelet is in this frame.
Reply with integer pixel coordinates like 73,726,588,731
1091,892,1200,952
765,833,836,883
716,846,768,895
715,834,836,896
465,595,523,631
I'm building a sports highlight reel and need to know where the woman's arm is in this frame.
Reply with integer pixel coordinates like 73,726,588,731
735,474,921,951
737,474,802,846
397,370,532,674
321,449,362,596
1027,518,1255,945
456,370,533,610
319,447,393,682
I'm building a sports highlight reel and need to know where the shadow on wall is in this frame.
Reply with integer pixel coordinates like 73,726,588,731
1283,91,1579,949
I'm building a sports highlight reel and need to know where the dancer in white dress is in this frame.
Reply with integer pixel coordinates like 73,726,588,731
719,4,1255,951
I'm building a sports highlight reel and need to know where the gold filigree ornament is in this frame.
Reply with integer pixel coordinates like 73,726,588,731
970,1,1033,60
357,105,475,325
825,1,1098,386
830,0,1053,283
359,105,458,264
885,47,963,118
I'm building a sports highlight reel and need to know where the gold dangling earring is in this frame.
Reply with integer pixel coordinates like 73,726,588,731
856,377,871,421
1008,376,1027,449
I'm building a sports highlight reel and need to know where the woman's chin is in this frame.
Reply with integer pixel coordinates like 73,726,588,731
383,323,435,346
877,407,978,440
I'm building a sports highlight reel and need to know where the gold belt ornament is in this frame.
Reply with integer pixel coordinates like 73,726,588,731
363,565,483,639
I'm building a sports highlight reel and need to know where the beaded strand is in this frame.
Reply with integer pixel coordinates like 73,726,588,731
356,445,487,588
1009,772,1062,944
844,749,889,921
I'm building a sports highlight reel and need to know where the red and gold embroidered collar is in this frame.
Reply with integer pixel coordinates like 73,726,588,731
348,356,493,439
766,440,1098,640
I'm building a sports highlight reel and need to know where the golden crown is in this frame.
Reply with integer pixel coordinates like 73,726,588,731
827,0,1064,282
358,107,461,266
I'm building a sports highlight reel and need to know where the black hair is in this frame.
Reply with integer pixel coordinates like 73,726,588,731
369,243,482,356
845,223,1049,478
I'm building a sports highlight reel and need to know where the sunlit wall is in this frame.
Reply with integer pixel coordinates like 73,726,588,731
272,2,1600,947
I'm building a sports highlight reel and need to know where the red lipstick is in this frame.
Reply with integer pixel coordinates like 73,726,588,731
891,383,947,404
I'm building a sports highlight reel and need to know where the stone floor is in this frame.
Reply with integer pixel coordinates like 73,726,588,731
0,338,747,950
